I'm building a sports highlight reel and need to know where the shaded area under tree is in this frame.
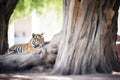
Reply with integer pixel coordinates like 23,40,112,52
0,0,120,75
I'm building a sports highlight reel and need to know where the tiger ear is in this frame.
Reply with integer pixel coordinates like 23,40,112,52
41,33,44,35
32,33,35,37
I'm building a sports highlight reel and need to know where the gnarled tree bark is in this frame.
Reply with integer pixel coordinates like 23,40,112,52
51,0,120,75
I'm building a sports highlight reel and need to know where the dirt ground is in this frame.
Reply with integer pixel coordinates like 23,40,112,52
0,68,120,80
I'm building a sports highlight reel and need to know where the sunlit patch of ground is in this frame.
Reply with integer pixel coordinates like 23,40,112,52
113,71,120,75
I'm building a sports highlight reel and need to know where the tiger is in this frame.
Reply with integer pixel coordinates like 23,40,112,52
7,33,44,54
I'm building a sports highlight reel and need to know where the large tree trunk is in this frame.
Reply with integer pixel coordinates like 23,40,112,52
0,0,18,54
51,0,120,75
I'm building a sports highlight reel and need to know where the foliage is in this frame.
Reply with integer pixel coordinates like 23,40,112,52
43,0,63,17
9,0,63,23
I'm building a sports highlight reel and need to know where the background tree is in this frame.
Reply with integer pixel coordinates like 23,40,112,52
51,0,120,75
0,0,18,54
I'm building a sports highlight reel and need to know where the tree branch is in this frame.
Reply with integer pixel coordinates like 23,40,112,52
0,33,61,73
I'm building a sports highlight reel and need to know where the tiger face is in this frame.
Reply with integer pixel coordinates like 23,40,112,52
31,33,44,48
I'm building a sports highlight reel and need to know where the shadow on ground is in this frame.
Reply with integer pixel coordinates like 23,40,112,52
0,71,120,80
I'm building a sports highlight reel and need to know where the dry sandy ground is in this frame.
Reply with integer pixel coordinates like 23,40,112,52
0,69,120,80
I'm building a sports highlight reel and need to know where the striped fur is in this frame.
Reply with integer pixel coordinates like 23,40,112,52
7,33,44,54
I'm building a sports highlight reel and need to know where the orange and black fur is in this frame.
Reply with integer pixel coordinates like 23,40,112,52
7,33,44,54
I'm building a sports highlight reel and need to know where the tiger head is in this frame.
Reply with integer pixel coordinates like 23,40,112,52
31,33,44,48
